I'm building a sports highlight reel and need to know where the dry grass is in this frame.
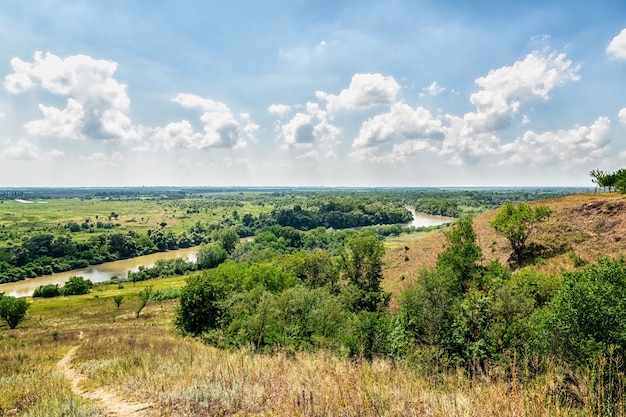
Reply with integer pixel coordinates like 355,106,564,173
4,192,626,415
383,192,626,292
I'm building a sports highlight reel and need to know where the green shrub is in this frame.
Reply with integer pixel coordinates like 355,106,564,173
61,276,93,296
33,284,62,298
151,287,181,301
0,296,29,329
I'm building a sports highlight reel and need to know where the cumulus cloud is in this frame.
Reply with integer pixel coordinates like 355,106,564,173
619,108,626,124
353,103,444,148
157,93,255,149
499,117,610,166
278,102,341,148
296,150,318,160
0,139,63,160
267,104,292,117
316,73,400,113
4,51,138,141
85,151,125,165
465,50,580,132
420,81,446,97
607,28,626,59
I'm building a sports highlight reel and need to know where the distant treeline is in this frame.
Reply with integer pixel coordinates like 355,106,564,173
0,197,412,284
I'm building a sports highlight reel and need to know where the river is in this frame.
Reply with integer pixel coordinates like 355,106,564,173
406,206,455,228
1,209,451,298
0,246,199,298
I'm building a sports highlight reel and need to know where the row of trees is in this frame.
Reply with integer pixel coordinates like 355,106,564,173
590,168,626,192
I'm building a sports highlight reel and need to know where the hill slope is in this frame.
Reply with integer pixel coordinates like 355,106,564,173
384,192,626,294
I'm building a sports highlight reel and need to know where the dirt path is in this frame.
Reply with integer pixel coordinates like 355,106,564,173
57,331,157,417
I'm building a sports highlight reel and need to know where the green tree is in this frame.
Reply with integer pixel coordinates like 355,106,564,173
213,227,239,254
61,276,93,296
196,243,228,269
0,296,29,329
490,202,552,264
135,286,153,318
113,295,123,309
437,216,482,288
175,273,225,335
343,231,390,312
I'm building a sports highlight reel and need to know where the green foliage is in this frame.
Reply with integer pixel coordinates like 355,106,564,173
540,257,626,364
113,295,123,309
150,288,181,301
196,243,227,269
343,231,389,312
490,202,552,264
135,286,153,318
33,284,62,298
437,216,482,288
0,296,29,329
212,227,239,254
61,276,93,296
175,273,226,335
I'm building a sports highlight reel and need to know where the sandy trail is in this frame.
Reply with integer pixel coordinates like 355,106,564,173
57,331,157,417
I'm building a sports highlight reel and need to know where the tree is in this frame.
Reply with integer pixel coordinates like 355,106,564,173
437,216,482,288
113,295,123,309
175,273,225,335
135,286,153,318
196,243,228,269
0,296,29,329
62,276,93,296
590,169,609,191
490,202,552,264
213,227,240,254
343,231,390,312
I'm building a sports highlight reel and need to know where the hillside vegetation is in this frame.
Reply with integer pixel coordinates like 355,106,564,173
3,191,626,416
384,192,626,292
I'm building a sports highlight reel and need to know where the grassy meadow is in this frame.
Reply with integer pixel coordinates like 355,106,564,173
3,190,626,416
0,196,273,247
0,276,605,416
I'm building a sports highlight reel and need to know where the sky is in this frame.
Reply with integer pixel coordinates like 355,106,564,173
1,0,626,187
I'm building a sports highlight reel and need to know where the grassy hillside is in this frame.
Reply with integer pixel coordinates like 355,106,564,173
2,192,625,416
383,192,626,295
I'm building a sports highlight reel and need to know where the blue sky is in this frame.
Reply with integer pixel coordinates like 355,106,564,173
1,0,626,187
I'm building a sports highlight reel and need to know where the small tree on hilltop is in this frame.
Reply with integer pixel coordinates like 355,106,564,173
0,296,29,329
490,202,552,265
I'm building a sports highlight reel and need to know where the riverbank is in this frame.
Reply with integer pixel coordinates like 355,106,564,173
0,246,198,297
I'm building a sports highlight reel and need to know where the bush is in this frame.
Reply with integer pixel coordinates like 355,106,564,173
33,284,62,298
196,243,227,269
61,276,93,296
151,288,181,301
0,296,29,329
175,272,226,335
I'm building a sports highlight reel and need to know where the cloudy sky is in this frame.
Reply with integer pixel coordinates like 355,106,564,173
1,0,626,187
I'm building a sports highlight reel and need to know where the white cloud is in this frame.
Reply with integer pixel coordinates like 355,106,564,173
281,113,315,146
316,73,400,113
420,81,446,97
278,102,341,148
499,117,610,166
0,139,63,160
607,28,626,59
166,93,254,149
0,139,40,160
267,104,292,117
367,139,436,164
465,50,580,132
85,151,125,165
619,108,626,124
353,103,444,148
296,150,318,160
4,52,139,141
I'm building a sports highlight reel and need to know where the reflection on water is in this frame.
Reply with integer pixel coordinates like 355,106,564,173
406,206,455,228
0,247,199,298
